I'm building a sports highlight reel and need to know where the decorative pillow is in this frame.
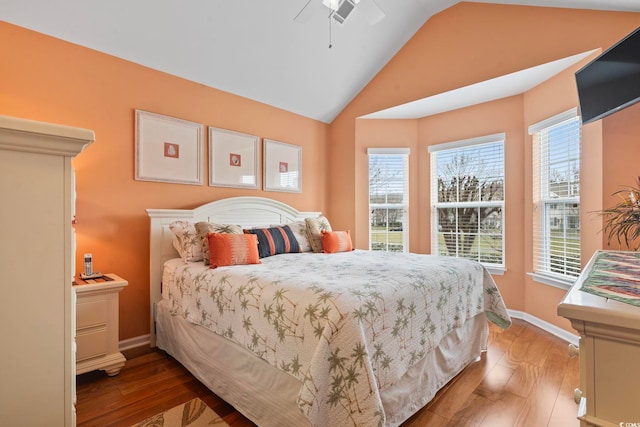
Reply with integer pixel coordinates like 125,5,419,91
321,230,354,254
244,225,300,258
169,221,202,262
195,222,243,265
271,221,312,252
207,233,260,268
305,216,332,253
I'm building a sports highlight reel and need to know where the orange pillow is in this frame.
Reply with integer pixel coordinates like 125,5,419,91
207,233,261,268
321,230,353,254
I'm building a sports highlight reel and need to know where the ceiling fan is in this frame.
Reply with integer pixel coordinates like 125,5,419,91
294,0,385,26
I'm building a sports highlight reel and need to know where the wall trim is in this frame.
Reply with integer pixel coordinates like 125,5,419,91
119,334,151,352
508,309,579,347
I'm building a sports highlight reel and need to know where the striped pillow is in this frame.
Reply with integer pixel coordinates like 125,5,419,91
272,221,312,252
321,230,354,253
244,225,300,258
207,233,260,268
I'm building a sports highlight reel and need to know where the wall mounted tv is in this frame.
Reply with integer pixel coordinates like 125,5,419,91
575,26,640,124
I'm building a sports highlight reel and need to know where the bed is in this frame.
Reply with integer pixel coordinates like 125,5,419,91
147,196,511,427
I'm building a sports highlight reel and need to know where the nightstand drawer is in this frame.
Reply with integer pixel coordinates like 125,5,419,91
76,299,107,329
74,274,127,376
76,329,107,361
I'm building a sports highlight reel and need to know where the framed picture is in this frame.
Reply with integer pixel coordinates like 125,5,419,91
263,139,301,193
135,110,204,185
208,127,259,189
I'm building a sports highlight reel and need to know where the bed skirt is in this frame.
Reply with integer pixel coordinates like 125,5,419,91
156,300,489,427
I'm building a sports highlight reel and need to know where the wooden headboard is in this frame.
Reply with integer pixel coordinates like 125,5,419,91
146,196,320,346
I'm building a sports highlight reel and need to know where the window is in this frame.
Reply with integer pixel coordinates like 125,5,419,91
368,148,409,252
429,134,505,269
530,108,581,285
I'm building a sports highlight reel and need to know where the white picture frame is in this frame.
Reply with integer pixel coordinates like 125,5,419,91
208,127,260,189
135,110,204,185
263,139,301,193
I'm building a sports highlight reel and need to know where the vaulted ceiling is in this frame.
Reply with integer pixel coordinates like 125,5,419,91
3,0,640,123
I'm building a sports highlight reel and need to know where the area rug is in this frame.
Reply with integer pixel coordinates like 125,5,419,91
130,398,229,427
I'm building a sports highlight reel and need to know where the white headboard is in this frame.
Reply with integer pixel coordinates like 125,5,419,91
146,196,320,346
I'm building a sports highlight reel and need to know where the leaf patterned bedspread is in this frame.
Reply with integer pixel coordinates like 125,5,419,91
164,250,511,427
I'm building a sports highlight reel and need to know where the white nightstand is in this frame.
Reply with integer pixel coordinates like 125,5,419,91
73,273,128,376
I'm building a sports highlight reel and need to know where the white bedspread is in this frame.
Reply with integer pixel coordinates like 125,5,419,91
163,250,510,427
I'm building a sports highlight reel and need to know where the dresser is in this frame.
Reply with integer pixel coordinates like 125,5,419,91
0,115,94,426
558,250,640,427
74,274,127,376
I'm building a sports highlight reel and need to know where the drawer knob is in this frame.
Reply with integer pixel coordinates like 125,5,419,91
573,388,582,404
568,344,579,358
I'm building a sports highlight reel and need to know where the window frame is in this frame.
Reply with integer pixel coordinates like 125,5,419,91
528,108,581,289
429,133,506,273
367,148,410,252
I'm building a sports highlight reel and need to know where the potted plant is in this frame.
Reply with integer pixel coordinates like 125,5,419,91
599,176,640,251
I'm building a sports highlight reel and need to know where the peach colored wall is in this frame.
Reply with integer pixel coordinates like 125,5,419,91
2,3,640,343
416,96,526,312
330,3,640,243
523,54,604,330
602,101,640,250
0,22,328,341
354,119,418,250
330,3,640,333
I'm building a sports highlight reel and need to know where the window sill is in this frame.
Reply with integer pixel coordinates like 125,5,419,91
485,266,506,276
528,272,576,290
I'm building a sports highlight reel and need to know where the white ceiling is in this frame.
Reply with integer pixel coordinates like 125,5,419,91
2,0,640,123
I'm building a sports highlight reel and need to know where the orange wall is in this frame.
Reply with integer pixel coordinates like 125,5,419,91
356,96,527,312
523,54,604,330
418,96,526,311
354,119,419,250
330,2,640,242
602,102,640,250
3,3,640,342
0,21,329,341
330,3,640,333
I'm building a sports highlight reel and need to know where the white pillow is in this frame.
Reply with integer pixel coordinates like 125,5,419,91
305,216,332,253
194,221,243,265
169,221,202,262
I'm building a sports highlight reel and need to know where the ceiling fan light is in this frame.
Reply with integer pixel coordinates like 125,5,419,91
322,0,340,11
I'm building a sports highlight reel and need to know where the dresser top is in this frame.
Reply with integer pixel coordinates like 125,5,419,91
558,250,640,331
0,115,94,156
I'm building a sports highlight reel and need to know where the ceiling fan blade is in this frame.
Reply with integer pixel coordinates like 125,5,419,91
294,0,320,23
361,0,385,25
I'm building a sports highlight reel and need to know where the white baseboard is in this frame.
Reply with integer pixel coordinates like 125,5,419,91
119,334,151,352
118,312,579,353
508,309,579,347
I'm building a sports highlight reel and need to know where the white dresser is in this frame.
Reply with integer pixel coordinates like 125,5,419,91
558,250,640,427
0,115,93,426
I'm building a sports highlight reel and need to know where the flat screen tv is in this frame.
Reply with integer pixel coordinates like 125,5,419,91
575,26,640,124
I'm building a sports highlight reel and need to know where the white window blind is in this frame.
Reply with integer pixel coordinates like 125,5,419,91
530,108,581,283
430,134,505,267
368,148,409,252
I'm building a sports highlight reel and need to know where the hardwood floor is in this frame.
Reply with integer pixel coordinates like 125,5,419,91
76,319,579,427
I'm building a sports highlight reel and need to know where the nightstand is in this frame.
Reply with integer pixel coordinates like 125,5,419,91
73,273,128,376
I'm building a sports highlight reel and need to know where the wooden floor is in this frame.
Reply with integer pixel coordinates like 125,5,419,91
76,319,580,427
